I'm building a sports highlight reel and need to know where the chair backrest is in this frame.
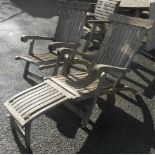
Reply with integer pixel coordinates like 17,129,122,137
94,0,120,21
90,14,153,77
53,0,90,46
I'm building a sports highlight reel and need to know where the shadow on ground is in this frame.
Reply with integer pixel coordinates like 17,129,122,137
41,94,155,154
11,0,58,18
77,94,155,154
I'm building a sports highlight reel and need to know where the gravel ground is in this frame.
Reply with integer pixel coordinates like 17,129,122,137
0,0,155,154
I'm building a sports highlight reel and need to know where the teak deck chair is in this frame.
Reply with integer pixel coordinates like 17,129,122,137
82,0,120,52
4,14,153,150
15,0,90,79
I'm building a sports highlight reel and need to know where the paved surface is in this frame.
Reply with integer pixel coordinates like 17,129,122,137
0,0,155,154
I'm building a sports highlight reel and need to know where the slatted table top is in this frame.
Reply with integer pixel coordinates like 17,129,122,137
119,0,150,8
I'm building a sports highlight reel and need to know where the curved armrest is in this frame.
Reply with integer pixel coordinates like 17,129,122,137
57,47,95,59
87,19,109,24
93,64,129,74
21,35,53,43
48,42,80,55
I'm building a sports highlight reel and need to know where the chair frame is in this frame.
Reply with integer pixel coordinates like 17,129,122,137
4,14,153,150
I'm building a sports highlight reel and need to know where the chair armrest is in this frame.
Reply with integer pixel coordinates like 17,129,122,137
57,47,95,59
93,64,129,74
39,63,59,70
73,58,91,70
21,35,53,43
48,42,80,54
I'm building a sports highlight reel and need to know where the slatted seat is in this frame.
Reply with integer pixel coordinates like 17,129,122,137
4,72,113,127
15,0,90,79
83,0,120,52
4,14,153,150
55,72,113,94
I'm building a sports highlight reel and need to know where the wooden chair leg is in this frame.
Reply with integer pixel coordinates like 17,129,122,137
10,115,32,151
25,122,31,151
81,96,98,128
23,62,30,78
10,116,16,131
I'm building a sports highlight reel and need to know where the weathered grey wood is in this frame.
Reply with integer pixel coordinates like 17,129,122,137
3,14,153,148
146,2,155,51
15,0,90,78
83,0,120,52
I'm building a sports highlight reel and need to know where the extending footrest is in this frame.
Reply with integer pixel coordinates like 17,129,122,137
4,79,80,127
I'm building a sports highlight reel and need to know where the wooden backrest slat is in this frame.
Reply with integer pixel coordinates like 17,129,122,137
121,29,146,67
112,25,136,67
103,23,125,66
54,1,90,46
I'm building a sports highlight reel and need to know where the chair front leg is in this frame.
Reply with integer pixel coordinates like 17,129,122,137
53,55,62,76
61,55,74,76
25,122,31,151
23,39,35,78
81,73,106,128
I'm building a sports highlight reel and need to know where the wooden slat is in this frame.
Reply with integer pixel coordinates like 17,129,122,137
16,88,57,112
50,78,80,98
8,82,47,105
21,91,63,117
46,79,79,99
17,53,57,65
109,24,134,67
116,26,140,67
12,85,52,108
24,98,68,126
